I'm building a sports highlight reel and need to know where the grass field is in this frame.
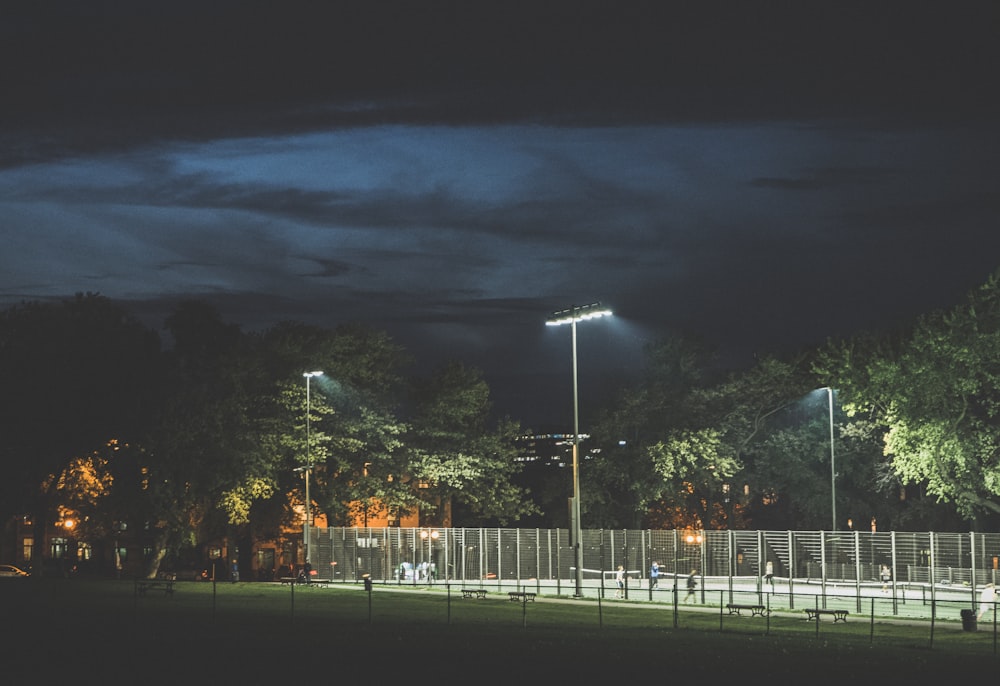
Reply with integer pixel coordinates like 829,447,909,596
3,578,996,681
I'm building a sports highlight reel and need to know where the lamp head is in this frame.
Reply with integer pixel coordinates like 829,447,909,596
546,302,613,326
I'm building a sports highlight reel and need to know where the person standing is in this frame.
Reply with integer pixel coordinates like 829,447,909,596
684,569,697,603
230,559,239,584
764,560,774,587
978,582,996,621
649,561,659,589
615,564,625,598
880,564,892,593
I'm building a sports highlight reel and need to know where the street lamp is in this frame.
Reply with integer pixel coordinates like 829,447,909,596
302,370,323,567
420,528,439,582
546,302,612,597
822,386,836,532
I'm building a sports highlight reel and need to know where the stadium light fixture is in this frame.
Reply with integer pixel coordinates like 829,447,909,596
546,302,612,597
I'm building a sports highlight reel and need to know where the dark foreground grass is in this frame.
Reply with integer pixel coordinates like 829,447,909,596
3,578,995,681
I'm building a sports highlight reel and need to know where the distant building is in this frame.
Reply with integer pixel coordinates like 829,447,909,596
514,429,581,468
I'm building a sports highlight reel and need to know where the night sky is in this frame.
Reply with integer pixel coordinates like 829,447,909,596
3,2,999,426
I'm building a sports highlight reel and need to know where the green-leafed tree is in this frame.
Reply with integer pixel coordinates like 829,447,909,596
816,276,1000,531
584,335,717,529
584,388,664,529
812,331,910,526
697,355,821,530
624,351,815,530
813,292,992,531
647,427,740,528
699,353,895,532
253,320,415,530
406,361,536,526
137,300,268,577
0,294,162,574
870,271,1000,527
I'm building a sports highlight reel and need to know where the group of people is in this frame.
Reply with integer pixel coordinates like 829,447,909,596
625,562,698,601
609,560,909,602
649,560,697,601
615,563,669,598
613,561,698,601
614,561,684,599
395,560,437,581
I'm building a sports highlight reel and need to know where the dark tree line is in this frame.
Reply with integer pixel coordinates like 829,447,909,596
0,294,532,576
4,273,1000,574
576,269,1000,534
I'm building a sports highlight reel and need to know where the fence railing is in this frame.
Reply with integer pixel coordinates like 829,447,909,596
306,527,1000,614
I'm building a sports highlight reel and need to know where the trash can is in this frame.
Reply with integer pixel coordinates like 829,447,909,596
961,609,978,631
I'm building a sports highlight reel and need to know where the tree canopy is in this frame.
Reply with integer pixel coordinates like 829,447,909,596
6,269,1000,576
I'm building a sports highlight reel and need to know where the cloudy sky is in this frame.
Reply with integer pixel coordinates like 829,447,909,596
3,2,999,426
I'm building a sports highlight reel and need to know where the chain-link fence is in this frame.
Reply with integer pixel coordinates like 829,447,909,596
307,527,1000,613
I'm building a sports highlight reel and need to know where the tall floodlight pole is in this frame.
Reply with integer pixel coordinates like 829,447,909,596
546,302,612,597
824,386,836,532
302,371,324,566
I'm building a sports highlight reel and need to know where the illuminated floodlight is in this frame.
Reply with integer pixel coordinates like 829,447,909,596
546,302,613,327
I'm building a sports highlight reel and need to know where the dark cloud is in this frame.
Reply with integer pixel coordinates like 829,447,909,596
3,2,1000,426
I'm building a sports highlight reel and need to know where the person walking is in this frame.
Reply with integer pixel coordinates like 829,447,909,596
978,582,996,621
684,569,697,603
649,561,659,589
615,564,625,598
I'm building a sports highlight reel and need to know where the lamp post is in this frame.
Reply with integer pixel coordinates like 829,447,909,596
112,521,126,579
302,370,323,568
362,462,371,528
420,528,439,582
823,386,836,532
546,302,612,597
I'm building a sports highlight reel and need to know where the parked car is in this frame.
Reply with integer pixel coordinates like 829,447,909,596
0,564,30,578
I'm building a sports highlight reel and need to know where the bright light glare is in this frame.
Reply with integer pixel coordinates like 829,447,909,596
546,302,613,326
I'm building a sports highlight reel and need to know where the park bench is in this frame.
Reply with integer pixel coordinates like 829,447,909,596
461,588,488,599
508,591,536,603
279,576,331,586
136,579,175,596
804,608,849,623
726,603,768,617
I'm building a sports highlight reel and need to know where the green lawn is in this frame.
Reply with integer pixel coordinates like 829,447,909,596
4,578,996,680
